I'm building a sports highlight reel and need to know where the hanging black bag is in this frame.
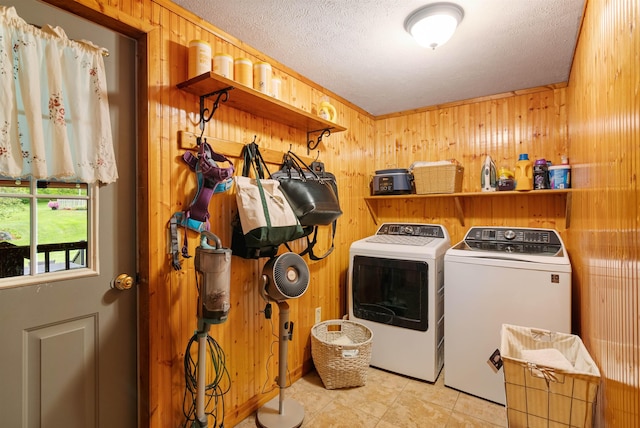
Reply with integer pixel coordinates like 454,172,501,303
271,151,342,260
270,151,342,226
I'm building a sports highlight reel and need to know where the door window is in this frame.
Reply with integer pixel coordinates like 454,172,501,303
0,178,94,283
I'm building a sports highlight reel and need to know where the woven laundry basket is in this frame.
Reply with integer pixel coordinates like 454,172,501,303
412,160,464,194
311,320,373,389
500,324,601,428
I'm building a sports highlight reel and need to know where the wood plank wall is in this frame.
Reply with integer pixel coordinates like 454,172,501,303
566,0,640,426
41,0,638,427
373,88,570,241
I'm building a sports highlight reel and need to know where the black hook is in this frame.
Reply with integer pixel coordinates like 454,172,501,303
307,128,331,154
198,87,232,136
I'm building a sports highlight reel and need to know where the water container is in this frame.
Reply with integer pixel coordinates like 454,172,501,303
253,61,272,94
213,53,234,79
514,153,533,191
234,57,253,87
188,40,211,79
533,158,550,189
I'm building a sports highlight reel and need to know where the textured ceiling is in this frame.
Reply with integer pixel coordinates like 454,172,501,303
172,0,585,116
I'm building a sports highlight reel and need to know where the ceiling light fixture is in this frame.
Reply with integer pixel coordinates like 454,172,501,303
405,2,464,50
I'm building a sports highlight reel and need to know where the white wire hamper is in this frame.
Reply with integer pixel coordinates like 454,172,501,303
311,320,373,389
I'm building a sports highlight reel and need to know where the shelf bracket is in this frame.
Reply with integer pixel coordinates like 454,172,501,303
198,87,233,135
364,199,380,225
454,196,465,227
307,128,331,155
565,191,572,229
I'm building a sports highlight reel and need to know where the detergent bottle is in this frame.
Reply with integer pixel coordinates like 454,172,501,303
497,165,515,191
514,153,533,191
318,101,337,123
481,155,497,192
533,158,550,189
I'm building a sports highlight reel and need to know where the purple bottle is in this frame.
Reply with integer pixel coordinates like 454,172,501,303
533,158,550,189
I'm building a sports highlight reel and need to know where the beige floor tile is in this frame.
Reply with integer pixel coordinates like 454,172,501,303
234,367,508,428
403,376,460,410
367,367,413,391
377,394,451,428
452,393,507,427
287,374,338,417
303,399,381,428
232,412,256,428
446,411,505,427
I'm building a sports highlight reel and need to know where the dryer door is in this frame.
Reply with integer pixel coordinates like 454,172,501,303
350,255,429,332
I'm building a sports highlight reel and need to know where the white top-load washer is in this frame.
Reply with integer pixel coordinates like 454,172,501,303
348,223,451,382
444,226,571,405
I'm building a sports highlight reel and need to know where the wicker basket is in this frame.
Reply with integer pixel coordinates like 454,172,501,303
412,161,464,194
500,324,601,428
311,320,373,389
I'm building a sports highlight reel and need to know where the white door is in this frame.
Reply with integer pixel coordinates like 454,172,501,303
0,2,138,427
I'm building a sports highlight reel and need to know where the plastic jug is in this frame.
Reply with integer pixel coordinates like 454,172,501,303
318,101,337,123
514,153,533,191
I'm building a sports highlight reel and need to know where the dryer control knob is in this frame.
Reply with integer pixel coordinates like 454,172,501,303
504,230,516,240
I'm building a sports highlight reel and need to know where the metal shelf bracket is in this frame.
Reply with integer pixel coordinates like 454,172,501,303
198,87,233,135
306,128,331,155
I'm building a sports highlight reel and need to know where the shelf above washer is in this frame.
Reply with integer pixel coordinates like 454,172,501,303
177,72,347,134
364,189,573,228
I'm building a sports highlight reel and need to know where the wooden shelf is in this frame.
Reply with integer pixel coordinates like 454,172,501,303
177,72,347,134
364,189,571,201
364,189,573,227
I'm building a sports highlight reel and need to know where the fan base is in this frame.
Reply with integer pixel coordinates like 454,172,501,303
256,396,304,428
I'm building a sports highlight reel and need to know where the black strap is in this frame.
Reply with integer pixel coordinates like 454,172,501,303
242,140,271,179
303,221,337,260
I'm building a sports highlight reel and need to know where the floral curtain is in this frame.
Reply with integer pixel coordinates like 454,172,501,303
0,6,118,184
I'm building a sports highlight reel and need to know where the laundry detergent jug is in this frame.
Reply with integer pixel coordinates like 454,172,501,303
514,153,533,191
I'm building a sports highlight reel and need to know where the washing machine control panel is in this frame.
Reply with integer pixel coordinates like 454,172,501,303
376,223,445,238
462,227,563,255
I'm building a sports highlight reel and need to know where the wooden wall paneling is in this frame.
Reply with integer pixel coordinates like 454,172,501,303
370,88,569,246
566,0,639,425
152,16,174,428
171,16,196,419
165,13,182,425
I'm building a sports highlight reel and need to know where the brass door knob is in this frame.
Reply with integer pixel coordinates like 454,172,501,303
113,273,134,290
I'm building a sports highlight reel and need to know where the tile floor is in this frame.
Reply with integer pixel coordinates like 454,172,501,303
235,367,507,427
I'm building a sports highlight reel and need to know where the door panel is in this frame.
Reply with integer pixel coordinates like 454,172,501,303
28,317,97,428
0,1,137,427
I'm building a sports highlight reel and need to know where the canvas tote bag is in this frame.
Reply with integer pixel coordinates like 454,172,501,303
233,142,306,255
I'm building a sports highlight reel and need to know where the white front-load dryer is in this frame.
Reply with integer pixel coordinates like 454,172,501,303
444,226,571,405
348,223,450,382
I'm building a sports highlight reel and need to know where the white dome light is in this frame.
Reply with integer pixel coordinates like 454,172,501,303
405,3,464,49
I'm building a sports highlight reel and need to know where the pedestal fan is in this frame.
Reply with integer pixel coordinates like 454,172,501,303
256,252,310,428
